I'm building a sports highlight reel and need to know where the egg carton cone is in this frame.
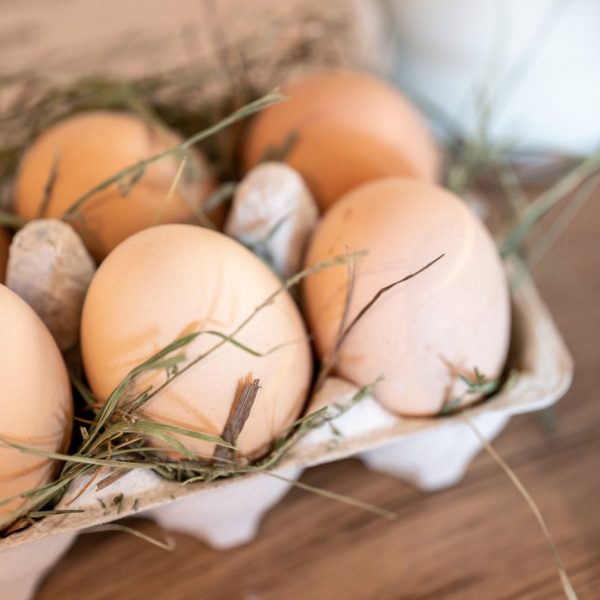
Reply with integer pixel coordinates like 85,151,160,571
0,260,572,599
359,411,511,491
148,466,304,550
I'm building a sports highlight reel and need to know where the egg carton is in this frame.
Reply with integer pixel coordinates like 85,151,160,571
0,260,572,600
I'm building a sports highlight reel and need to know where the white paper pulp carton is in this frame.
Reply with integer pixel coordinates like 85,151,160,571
0,260,573,599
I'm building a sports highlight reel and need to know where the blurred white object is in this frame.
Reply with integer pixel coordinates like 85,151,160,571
58,465,303,551
360,413,510,491
225,162,318,278
150,467,302,550
299,378,510,491
0,533,75,600
385,0,600,156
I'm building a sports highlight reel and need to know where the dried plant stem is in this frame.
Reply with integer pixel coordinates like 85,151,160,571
153,154,187,226
62,91,282,219
0,439,155,471
82,523,176,551
253,469,396,521
203,181,237,213
462,415,577,600
0,210,26,229
214,378,260,462
334,246,356,347
446,141,504,195
527,175,599,268
27,509,84,518
65,468,105,506
496,162,529,215
502,152,600,256
340,254,444,349
316,253,445,390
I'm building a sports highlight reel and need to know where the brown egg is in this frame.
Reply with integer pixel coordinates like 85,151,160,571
14,111,216,261
0,227,9,283
81,224,312,458
0,284,73,525
243,70,441,211
303,177,510,416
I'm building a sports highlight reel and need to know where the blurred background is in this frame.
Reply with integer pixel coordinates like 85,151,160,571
2,0,598,598
3,0,599,156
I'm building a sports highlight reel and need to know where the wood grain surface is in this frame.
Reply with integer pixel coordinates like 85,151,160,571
33,192,599,599
2,2,598,598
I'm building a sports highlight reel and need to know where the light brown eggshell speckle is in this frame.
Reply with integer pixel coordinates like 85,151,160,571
243,70,441,211
14,111,216,261
303,177,511,416
81,224,312,458
0,284,73,524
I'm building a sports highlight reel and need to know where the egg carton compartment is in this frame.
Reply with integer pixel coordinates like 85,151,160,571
0,259,572,599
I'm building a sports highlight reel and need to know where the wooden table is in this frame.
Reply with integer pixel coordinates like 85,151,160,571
34,194,599,599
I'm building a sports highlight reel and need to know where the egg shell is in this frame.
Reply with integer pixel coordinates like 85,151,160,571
302,177,511,416
243,70,441,211
6,219,96,351
14,111,216,261
0,284,73,524
81,224,312,458
0,227,9,283
225,162,319,278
